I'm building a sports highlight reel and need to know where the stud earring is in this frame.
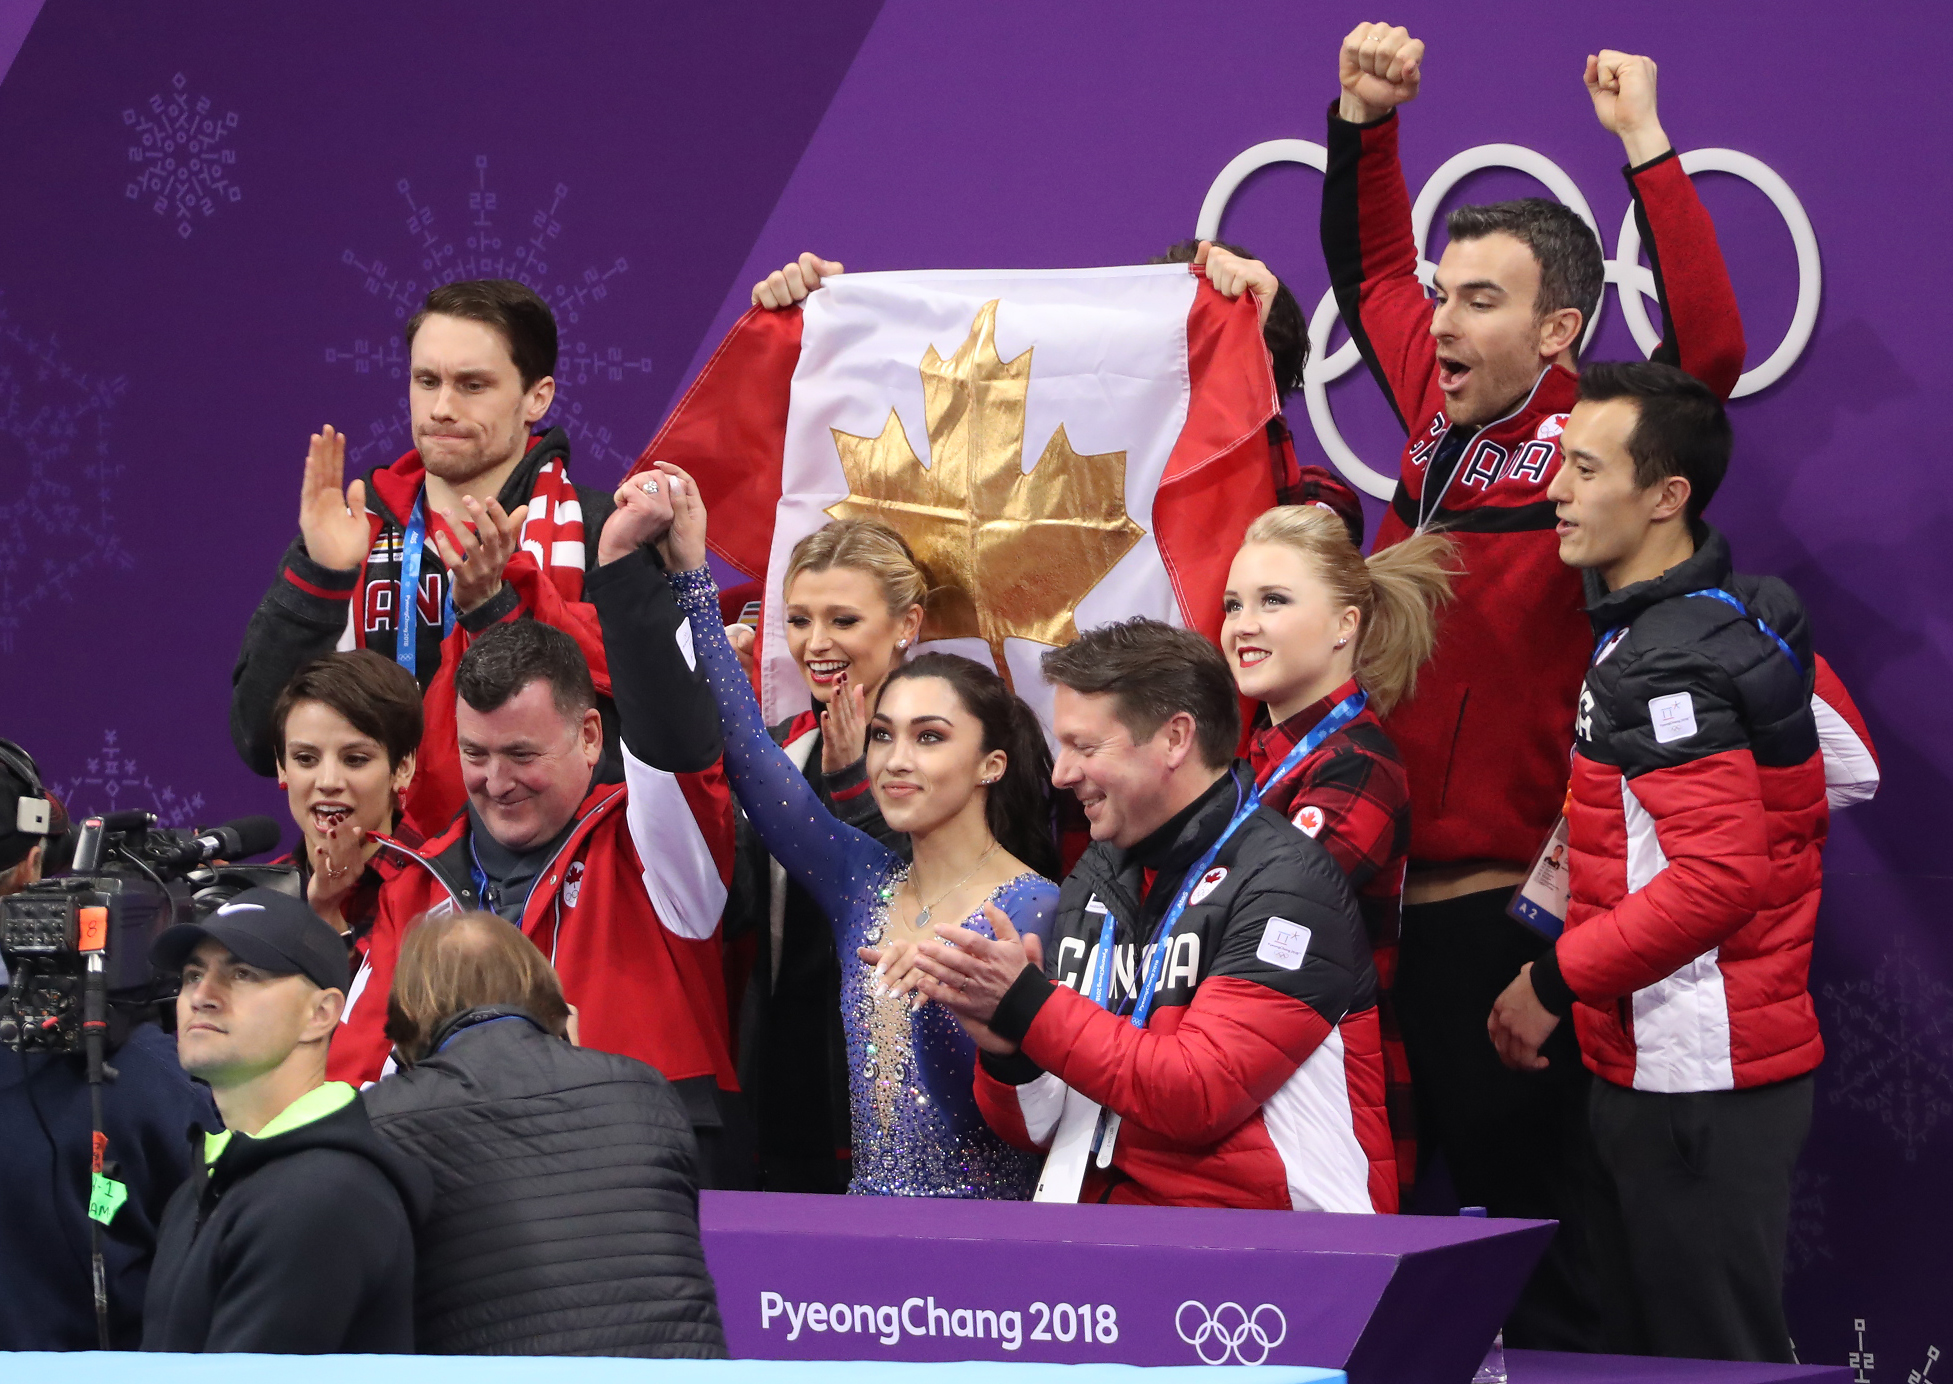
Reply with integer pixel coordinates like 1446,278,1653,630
1334,638,1348,649
898,638,910,649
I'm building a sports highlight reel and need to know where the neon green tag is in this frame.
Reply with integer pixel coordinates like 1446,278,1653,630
88,1173,129,1226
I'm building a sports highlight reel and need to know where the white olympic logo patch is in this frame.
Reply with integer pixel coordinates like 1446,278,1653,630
1196,139,1822,499
1175,1299,1289,1366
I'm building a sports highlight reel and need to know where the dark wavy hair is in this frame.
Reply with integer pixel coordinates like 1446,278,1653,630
1152,239,1308,401
876,653,1059,880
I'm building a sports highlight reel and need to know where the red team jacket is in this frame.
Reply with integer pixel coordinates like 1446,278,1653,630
1322,108,1748,866
975,767,1395,1213
326,552,738,1094
1530,529,1849,1091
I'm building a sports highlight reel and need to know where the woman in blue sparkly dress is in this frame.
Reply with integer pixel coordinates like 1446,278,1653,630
651,462,1057,1198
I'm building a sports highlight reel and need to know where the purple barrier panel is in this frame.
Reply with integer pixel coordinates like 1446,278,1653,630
699,1191,1553,1384
1506,1350,1852,1384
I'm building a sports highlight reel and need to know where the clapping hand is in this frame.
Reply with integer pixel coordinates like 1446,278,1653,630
821,672,869,773
297,426,373,572
907,905,1046,1055
434,496,529,615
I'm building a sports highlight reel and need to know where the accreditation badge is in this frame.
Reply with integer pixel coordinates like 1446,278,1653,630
1508,814,1571,940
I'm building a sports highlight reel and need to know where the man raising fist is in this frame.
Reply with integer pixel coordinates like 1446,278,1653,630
1321,23,1746,1350
230,280,619,840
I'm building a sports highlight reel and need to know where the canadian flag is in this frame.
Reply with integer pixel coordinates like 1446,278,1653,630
635,265,1278,723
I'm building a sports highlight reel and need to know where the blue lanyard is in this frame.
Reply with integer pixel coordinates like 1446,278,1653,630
1593,588,1799,672
1087,688,1369,1029
395,495,456,676
467,833,495,913
1688,588,1802,672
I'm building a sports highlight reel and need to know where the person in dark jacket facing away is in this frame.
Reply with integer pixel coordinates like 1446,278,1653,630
143,888,429,1353
363,909,727,1358
1489,362,1827,1362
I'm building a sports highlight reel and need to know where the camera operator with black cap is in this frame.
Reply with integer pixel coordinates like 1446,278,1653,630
0,740,216,1351
143,888,430,1353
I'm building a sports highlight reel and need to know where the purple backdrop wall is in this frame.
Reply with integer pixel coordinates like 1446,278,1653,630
1,0,1944,1369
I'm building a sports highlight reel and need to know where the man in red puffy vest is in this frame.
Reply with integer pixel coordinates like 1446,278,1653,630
1491,361,1825,1363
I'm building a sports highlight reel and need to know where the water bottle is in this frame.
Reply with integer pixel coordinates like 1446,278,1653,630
1460,1207,1509,1384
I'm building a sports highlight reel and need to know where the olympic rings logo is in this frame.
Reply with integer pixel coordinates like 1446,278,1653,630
1195,139,1822,499
1175,1299,1289,1366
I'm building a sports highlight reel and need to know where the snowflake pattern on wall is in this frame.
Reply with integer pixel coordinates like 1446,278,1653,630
1783,1166,1832,1278
123,72,241,239
56,730,206,828
326,156,652,473
0,297,129,653
1822,938,1953,1160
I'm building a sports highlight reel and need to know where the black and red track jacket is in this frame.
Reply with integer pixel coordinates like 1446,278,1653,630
229,427,616,840
1528,526,1827,1092
1322,108,1747,867
974,766,1395,1213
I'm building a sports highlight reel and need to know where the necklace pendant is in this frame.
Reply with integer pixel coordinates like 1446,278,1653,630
915,906,931,929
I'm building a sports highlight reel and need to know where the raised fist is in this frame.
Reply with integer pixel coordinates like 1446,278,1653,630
1339,22,1423,125
752,253,844,310
1586,51,1669,165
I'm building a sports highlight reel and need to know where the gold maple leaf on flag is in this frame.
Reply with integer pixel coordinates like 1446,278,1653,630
826,299,1147,683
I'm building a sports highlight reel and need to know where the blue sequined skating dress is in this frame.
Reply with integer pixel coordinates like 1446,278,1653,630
672,566,1051,1199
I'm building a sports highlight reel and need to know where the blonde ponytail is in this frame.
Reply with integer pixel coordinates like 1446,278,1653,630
1239,506,1459,715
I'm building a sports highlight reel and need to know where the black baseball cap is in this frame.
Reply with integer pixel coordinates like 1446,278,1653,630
152,887,351,994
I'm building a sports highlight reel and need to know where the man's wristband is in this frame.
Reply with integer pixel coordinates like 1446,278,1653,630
1529,947,1577,1019
988,963,1056,1046
457,582,519,632
979,1047,1045,1086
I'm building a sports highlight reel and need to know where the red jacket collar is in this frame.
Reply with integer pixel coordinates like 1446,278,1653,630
1249,677,1364,779
408,781,629,916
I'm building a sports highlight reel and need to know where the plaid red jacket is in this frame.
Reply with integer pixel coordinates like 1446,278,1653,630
1247,679,1416,1198
1247,680,1410,971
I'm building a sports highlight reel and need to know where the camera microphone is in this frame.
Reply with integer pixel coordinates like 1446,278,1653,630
159,816,283,868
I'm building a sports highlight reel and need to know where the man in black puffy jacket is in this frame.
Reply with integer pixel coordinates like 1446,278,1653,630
362,910,726,1358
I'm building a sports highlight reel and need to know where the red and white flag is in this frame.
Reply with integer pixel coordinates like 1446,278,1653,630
636,265,1278,723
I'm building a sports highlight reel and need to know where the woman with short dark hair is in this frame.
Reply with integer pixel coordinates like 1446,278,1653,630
270,650,423,964
364,912,728,1358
